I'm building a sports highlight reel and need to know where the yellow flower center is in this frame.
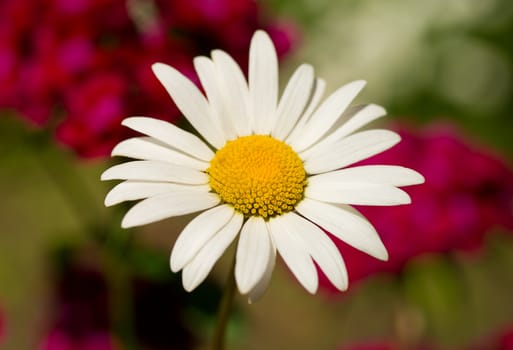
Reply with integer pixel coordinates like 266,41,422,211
207,135,307,218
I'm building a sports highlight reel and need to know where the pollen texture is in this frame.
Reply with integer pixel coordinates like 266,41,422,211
207,135,307,218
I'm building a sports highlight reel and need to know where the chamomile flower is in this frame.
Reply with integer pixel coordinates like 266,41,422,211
102,30,424,302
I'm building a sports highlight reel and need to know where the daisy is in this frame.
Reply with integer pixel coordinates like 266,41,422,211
101,30,424,302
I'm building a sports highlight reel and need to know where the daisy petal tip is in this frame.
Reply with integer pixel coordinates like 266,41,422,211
236,281,252,296
210,49,227,60
193,56,212,70
193,55,207,63
182,278,198,293
100,169,113,181
169,253,183,273
414,171,426,185
120,117,135,127
181,272,200,292
236,272,260,295
251,30,275,53
377,247,389,262
299,63,314,74
151,62,179,82
305,283,318,295
388,131,402,146
151,62,169,73
345,79,367,94
354,79,367,87
120,116,149,129
368,103,387,116
110,144,122,157
329,274,348,292
254,29,271,41
393,189,412,205
120,216,136,229
104,196,116,207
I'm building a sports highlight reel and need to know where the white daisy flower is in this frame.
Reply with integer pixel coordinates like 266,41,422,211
102,30,424,302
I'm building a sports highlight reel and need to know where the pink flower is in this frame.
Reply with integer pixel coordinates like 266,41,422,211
320,123,513,293
40,264,116,350
1,0,298,158
39,329,118,350
154,0,299,64
43,255,196,350
56,73,130,157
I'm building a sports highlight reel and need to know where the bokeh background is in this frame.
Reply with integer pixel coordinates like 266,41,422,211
1,0,513,349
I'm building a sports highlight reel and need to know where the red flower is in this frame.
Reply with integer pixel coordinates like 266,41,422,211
320,123,513,293
39,330,118,350
56,73,130,157
1,0,298,158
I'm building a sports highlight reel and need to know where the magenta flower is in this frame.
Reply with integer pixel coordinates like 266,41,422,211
42,257,196,349
39,330,118,350
320,123,513,292
0,0,297,158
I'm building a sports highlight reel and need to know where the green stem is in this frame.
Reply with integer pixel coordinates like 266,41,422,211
212,254,237,350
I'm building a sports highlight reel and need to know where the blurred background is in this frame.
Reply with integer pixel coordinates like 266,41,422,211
1,0,513,349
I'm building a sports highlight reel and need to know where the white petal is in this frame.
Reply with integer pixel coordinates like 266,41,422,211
286,78,326,145
305,182,411,206
249,30,278,135
101,160,209,184
112,137,208,170
272,64,315,141
235,216,273,294
193,56,236,142
212,49,251,136
152,63,225,148
268,214,318,294
287,213,348,291
247,232,276,303
308,165,425,187
290,80,366,152
332,104,387,139
296,198,388,261
121,192,220,228
121,116,214,161
170,205,235,272
105,181,210,206
303,129,401,174
300,104,386,159
181,212,243,291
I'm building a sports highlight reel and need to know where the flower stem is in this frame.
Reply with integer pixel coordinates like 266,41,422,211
212,254,237,350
